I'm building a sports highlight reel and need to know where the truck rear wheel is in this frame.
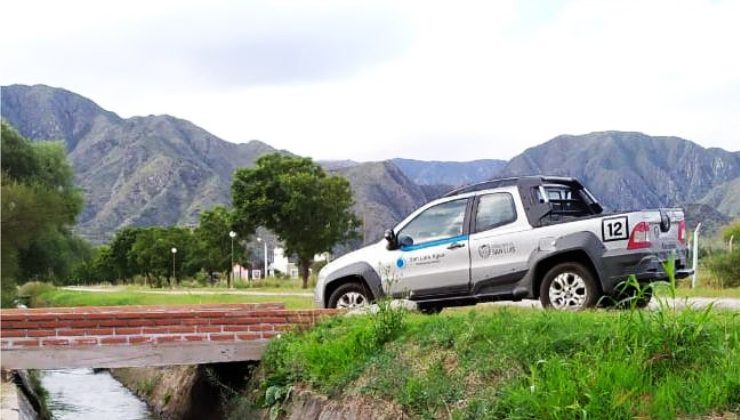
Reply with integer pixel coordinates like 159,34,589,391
328,283,371,309
539,262,599,310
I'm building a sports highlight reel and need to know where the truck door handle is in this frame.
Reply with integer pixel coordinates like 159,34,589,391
447,242,465,250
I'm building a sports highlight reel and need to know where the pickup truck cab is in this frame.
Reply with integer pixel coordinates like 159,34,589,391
315,176,691,311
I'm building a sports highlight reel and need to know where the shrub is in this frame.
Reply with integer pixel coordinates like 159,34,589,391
705,249,740,288
17,281,55,307
721,219,740,243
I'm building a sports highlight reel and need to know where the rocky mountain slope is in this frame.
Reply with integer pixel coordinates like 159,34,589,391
390,158,506,186
329,161,431,244
1,84,278,241
3,85,738,246
699,177,740,218
500,131,740,212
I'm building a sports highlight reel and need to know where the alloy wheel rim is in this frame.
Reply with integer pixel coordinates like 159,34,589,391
336,291,367,308
549,272,587,309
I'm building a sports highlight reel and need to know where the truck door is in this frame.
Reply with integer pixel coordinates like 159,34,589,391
385,198,472,298
468,192,532,294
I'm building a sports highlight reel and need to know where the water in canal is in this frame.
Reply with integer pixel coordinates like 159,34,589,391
40,369,156,419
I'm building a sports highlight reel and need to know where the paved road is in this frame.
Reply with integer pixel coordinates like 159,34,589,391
62,286,314,297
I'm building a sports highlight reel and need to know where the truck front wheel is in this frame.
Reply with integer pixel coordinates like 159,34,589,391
539,262,599,310
328,283,371,309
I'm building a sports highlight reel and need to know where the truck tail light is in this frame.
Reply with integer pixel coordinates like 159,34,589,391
677,220,686,244
627,222,652,250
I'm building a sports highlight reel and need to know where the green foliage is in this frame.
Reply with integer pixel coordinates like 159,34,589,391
131,227,196,286
109,227,145,280
705,249,740,288
1,122,85,305
191,206,235,275
27,370,53,420
232,154,359,288
258,305,739,419
17,281,56,307
721,219,740,243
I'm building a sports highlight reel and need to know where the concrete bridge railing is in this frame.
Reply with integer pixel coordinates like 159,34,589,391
0,303,340,369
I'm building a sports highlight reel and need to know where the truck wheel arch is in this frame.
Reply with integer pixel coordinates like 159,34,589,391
528,232,607,298
323,262,384,307
532,250,603,298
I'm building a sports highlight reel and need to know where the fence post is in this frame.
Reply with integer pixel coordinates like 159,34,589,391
729,235,735,253
691,223,701,289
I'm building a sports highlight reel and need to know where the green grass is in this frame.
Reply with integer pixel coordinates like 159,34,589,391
257,305,740,419
34,289,314,309
668,286,740,298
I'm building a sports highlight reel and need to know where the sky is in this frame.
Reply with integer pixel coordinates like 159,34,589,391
2,0,739,161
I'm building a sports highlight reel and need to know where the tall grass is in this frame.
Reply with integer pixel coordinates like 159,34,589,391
253,266,740,419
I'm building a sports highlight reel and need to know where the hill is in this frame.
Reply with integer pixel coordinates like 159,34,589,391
4,86,738,245
330,161,431,244
391,158,505,186
699,177,740,218
1,84,278,242
500,131,740,212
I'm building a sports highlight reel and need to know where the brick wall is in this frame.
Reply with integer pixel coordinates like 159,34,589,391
0,303,341,349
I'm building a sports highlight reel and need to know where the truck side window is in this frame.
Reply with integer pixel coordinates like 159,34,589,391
475,193,516,233
397,199,468,245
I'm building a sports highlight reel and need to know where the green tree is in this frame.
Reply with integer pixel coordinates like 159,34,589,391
232,154,359,288
131,227,195,287
18,229,93,285
1,123,84,305
191,206,235,282
109,227,145,282
71,246,116,285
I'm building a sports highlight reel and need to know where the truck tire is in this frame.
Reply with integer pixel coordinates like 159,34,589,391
328,282,371,309
419,305,442,315
539,262,600,310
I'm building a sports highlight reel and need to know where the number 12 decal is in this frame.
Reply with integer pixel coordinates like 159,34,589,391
602,216,629,241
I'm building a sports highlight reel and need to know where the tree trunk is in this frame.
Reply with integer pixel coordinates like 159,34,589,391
299,257,312,289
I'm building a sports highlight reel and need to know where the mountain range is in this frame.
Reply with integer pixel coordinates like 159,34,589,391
2,84,738,246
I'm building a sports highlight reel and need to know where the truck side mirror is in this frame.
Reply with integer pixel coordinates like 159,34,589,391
384,229,397,250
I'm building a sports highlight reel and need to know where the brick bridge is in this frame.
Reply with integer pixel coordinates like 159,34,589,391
0,303,339,369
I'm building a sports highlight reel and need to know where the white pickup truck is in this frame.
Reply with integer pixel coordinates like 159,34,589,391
315,176,691,311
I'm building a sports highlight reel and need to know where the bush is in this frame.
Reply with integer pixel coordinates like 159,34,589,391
721,219,740,243
17,281,55,307
705,249,740,288
1,277,17,308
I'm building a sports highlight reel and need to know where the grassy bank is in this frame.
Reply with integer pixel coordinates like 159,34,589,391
253,305,739,419
22,284,314,309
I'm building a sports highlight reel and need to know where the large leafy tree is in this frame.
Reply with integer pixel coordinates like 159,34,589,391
1,123,84,305
232,154,359,288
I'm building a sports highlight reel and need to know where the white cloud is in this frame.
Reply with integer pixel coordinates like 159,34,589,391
2,0,739,161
